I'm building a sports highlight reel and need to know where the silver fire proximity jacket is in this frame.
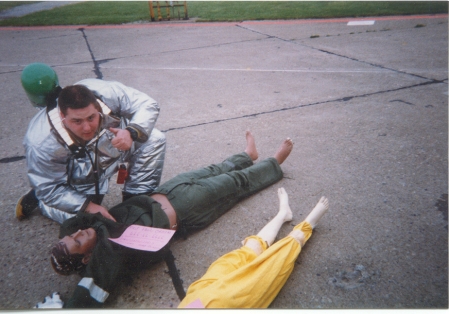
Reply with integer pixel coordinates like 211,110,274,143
23,79,166,224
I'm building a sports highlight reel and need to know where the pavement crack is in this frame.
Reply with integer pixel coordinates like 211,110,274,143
315,48,430,80
161,78,446,133
93,37,265,64
236,24,434,81
0,155,25,163
78,28,103,79
2,76,446,162
390,99,415,106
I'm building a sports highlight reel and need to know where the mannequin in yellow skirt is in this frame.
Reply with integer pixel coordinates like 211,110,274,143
178,187,329,308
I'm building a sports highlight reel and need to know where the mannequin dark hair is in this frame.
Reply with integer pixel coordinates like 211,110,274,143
58,85,101,115
50,242,86,276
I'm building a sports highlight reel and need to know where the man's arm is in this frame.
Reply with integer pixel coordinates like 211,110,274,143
78,79,160,143
85,202,116,222
25,139,89,224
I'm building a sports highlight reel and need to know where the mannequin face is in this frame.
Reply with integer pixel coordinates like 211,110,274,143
61,103,100,141
59,228,97,256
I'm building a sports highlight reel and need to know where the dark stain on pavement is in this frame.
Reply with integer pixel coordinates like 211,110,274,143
328,264,380,290
436,194,448,228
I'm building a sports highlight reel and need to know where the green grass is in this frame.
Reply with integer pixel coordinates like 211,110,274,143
0,1,447,26
190,1,448,22
0,1,151,26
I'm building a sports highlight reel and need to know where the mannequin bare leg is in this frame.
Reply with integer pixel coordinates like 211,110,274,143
244,187,293,255
304,196,329,228
289,196,329,246
242,138,294,255
257,187,293,246
179,190,329,309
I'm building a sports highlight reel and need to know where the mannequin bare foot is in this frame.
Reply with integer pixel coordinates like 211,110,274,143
244,130,258,161
274,138,293,165
251,188,294,249
305,196,329,228
278,187,293,222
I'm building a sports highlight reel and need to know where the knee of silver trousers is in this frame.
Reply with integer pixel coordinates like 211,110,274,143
123,128,166,194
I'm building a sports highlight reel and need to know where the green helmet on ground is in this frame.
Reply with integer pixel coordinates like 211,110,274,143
21,63,60,108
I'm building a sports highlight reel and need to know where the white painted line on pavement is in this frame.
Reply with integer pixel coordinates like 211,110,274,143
347,21,376,26
106,66,390,73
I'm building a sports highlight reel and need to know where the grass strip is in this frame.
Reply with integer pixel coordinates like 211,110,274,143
0,1,447,26
190,1,448,22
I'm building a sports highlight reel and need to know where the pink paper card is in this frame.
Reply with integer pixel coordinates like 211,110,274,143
109,225,175,251
184,298,206,308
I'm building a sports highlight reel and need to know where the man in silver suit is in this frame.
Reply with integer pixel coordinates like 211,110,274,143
17,63,166,224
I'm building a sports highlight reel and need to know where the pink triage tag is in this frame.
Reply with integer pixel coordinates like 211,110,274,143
109,225,175,251
184,298,206,308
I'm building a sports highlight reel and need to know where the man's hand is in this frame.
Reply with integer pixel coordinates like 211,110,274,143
109,127,133,151
34,292,63,308
85,202,117,222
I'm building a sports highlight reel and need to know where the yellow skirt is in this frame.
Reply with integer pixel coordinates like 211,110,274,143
178,221,313,308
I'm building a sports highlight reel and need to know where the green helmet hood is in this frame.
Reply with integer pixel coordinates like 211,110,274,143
21,63,60,108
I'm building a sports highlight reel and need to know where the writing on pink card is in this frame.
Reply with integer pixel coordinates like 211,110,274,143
109,225,175,251
184,298,205,308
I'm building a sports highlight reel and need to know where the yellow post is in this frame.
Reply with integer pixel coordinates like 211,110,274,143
149,1,188,22
166,1,171,20
183,1,188,20
157,2,162,21
148,1,155,21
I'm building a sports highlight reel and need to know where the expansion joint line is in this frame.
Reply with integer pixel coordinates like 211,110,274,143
236,24,431,81
92,37,261,65
1,77,445,164
160,78,446,133
78,28,103,79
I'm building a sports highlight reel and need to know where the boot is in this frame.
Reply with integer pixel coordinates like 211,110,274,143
16,189,39,220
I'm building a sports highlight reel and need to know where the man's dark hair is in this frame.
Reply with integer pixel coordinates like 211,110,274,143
50,242,86,276
58,85,101,115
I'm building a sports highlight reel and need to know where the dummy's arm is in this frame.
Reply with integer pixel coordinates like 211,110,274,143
64,284,105,308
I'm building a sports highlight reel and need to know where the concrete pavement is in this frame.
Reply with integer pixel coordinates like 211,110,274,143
0,13,447,309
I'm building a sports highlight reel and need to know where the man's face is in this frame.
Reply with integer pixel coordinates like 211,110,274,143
59,228,97,256
61,103,100,142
